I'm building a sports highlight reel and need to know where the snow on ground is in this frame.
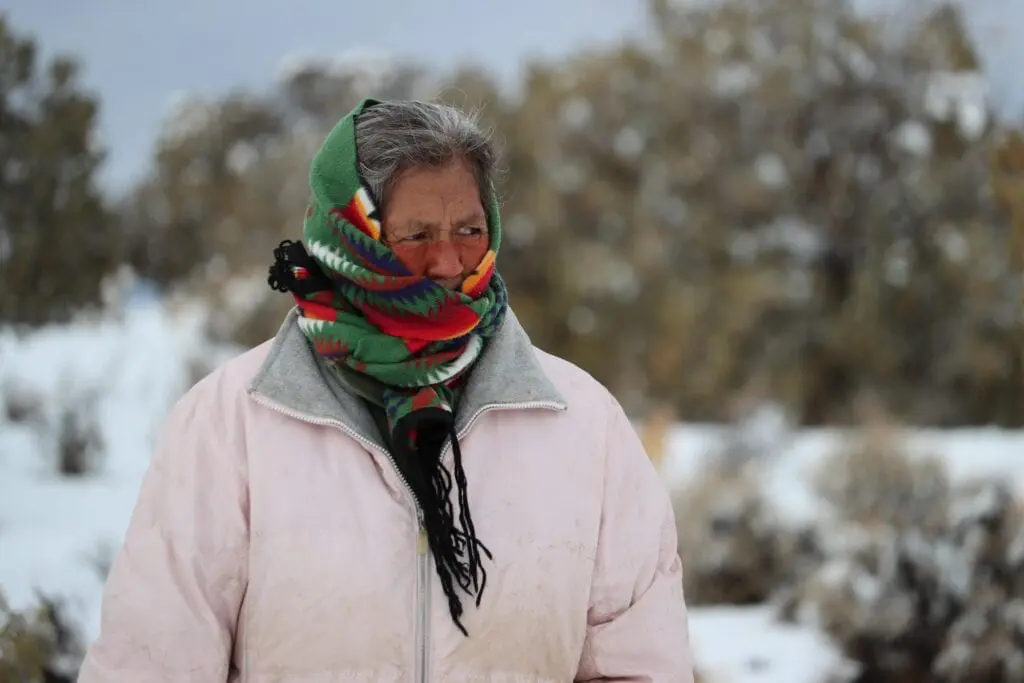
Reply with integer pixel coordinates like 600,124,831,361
1,296,1022,682
688,606,851,683
0,297,238,637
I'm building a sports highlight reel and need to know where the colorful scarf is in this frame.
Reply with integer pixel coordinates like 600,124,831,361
278,98,507,445
267,98,507,635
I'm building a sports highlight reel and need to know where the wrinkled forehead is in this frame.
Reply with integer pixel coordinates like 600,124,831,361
380,161,488,236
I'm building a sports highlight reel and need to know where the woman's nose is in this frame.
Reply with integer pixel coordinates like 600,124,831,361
423,240,463,280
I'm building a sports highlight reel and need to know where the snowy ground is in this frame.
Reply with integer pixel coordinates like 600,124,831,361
687,606,850,683
1,298,1022,683
0,298,236,641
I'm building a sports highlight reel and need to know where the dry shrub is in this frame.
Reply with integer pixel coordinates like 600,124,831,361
673,464,809,605
811,419,951,534
2,377,105,477
792,438,1024,683
929,482,1024,682
54,394,103,477
0,591,81,683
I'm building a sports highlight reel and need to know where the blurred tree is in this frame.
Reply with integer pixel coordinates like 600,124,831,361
121,56,433,344
126,0,1020,426
988,130,1024,425
456,0,1020,426
120,91,288,287
123,55,435,290
0,15,122,326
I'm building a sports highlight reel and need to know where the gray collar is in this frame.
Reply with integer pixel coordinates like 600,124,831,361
247,308,567,451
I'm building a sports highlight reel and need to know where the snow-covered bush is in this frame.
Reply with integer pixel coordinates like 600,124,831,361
673,460,816,606
0,379,106,478
789,432,1024,683
811,422,951,533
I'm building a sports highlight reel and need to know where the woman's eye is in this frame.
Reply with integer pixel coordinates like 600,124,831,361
458,227,486,238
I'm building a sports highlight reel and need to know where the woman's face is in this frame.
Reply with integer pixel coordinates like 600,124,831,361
382,158,490,290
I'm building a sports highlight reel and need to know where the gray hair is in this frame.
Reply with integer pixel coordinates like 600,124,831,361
354,99,500,218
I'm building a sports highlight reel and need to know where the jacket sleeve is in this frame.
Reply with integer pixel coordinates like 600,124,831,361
575,393,694,683
78,375,249,683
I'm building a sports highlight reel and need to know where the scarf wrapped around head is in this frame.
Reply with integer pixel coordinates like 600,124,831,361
267,98,508,635
292,98,507,438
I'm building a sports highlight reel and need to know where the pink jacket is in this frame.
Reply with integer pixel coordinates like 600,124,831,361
78,309,694,682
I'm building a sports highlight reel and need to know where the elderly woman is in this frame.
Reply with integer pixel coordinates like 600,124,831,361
78,99,694,682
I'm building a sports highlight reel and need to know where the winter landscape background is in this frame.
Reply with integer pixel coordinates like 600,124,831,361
1,0,1023,681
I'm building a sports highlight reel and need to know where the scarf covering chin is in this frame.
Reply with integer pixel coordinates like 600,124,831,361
293,98,507,440
267,98,507,636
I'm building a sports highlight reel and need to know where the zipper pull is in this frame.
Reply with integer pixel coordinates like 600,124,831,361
418,526,428,555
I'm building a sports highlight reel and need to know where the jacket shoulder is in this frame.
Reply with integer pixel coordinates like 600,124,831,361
531,346,618,411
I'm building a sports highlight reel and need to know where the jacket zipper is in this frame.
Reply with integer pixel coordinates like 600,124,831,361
248,392,430,681
416,525,431,683
248,391,565,683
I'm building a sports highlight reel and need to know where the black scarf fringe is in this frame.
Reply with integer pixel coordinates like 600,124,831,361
403,418,491,637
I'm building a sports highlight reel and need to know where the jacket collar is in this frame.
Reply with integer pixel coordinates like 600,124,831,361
247,308,567,451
